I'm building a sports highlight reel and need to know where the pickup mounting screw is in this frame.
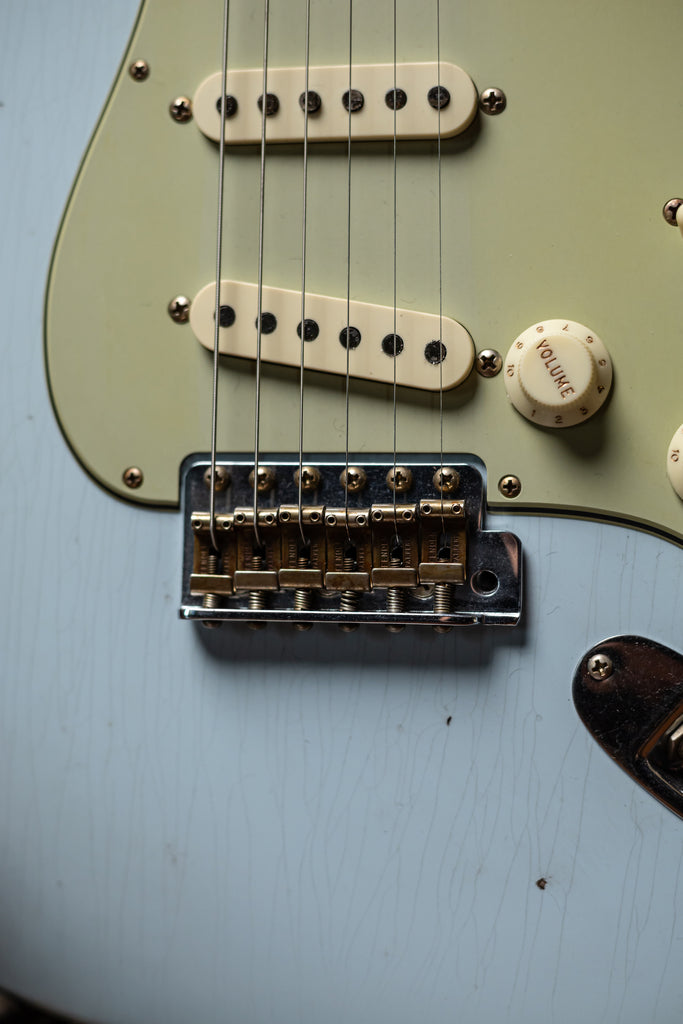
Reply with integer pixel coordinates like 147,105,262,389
294,466,321,492
340,466,367,493
480,87,506,115
387,466,413,493
587,653,613,681
249,466,276,493
123,466,143,489
129,60,149,81
663,198,683,226
498,475,521,498
203,466,230,491
433,467,459,493
169,97,192,123
476,349,502,377
168,296,190,323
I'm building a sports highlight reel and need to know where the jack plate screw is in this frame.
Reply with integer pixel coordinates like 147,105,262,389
587,653,613,681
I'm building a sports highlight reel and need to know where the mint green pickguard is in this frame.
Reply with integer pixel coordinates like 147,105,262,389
46,0,683,543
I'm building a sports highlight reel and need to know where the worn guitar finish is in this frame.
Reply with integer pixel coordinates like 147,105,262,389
3,2,683,1023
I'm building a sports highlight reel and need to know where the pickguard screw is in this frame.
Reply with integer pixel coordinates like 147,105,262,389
294,465,321,492
129,60,149,81
203,466,230,491
123,466,143,489
476,349,502,377
587,653,613,681
480,87,506,115
663,198,683,226
168,296,190,323
170,97,192,123
249,466,276,493
387,466,413,493
340,466,367,493
433,467,459,493
498,475,521,498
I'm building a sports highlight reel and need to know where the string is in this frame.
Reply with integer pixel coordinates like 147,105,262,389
391,0,399,548
343,0,353,541
253,0,271,550
209,0,231,554
436,0,445,539
297,0,313,549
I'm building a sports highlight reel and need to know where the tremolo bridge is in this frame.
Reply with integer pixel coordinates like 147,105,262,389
180,456,521,629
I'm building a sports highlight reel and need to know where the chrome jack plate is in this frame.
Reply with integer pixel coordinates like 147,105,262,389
179,454,522,629
574,635,683,820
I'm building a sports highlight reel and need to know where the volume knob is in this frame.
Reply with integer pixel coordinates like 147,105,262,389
504,319,612,428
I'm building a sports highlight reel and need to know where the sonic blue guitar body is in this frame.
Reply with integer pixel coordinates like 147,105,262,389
2,2,683,1022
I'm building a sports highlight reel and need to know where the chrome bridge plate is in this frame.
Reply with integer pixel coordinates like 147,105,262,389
179,454,522,628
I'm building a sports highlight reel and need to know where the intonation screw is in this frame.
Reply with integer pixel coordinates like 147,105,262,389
479,87,507,115
587,653,613,681
123,466,143,489
248,466,276,493
498,475,521,499
129,60,149,81
294,466,321,492
168,296,190,323
386,466,413,493
203,466,230,491
433,467,459,494
169,97,192,123
476,349,502,377
663,198,683,226
340,466,367,493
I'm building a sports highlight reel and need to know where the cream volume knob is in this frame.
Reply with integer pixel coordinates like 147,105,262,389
504,319,612,427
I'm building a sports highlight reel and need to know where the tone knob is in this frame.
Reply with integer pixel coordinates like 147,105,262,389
504,319,612,427
667,425,683,499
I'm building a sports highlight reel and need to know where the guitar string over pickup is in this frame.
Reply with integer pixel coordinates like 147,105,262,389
181,457,522,629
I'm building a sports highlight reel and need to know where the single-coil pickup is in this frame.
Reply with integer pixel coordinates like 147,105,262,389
193,62,477,144
190,281,474,391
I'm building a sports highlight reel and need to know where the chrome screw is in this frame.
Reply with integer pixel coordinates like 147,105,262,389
340,466,367,493
170,97,192,123
123,466,143,489
129,60,149,81
587,653,613,681
498,475,521,499
294,465,321,492
476,349,502,377
386,466,413,493
433,467,460,494
663,198,683,226
203,466,230,491
168,296,190,323
480,87,506,115
249,466,276,493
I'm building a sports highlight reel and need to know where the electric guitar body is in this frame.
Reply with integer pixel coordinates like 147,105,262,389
3,1,683,1022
